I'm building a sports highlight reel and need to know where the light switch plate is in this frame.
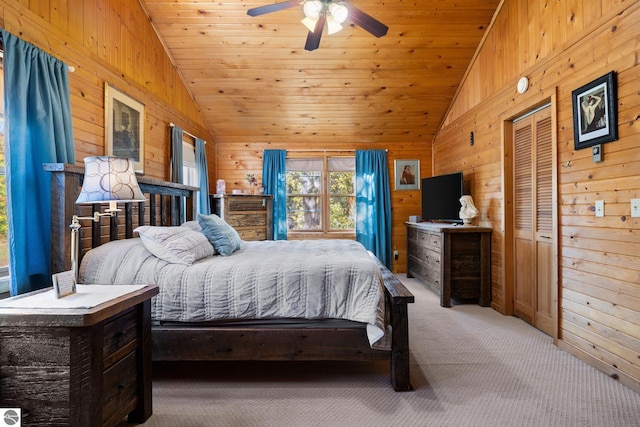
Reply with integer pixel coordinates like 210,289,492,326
595,200,604,217
632,199,640,218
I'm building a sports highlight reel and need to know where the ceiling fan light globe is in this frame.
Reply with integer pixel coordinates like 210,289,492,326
329,3,348,24
301,16,319,32
303,0,322,19
327,17,343,34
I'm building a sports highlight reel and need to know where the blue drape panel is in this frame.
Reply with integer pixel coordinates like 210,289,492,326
2,30,76,295
355,150,392,268
262,149,287,240
170,126,183,184
195,137,210,214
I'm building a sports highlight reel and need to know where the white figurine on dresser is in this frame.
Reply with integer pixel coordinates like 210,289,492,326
459,195,479,225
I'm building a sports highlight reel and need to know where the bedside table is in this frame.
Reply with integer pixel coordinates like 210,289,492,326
0,284,159,427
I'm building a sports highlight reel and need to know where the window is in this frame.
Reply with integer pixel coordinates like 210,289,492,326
182,139,200,213
286,156,355,235
0,53,8,294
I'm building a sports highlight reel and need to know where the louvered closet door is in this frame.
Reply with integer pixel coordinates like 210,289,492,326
513,107,555,336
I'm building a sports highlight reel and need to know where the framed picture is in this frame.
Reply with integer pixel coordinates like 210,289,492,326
394,159,420,190
105,82,145,173
572,71,617,150
52,270,76,298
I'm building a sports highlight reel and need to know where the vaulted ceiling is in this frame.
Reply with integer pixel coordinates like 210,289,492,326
140,0,501,146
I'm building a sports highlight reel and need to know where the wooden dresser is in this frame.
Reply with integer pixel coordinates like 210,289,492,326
406,222,491,307
211,194,273,241
0,284,158,427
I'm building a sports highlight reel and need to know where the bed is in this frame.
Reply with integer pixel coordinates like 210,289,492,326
46,163,414,391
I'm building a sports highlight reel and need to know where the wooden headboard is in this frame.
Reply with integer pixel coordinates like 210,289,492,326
45,163,199,275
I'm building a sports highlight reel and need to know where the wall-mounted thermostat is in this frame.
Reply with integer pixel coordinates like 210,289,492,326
592,144,602,162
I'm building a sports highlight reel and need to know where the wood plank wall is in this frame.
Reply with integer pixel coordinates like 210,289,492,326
434,0,640,392
0,0,215,181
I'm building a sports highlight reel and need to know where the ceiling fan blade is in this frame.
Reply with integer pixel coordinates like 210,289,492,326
304,14,326,51
247,0,300,17
343,3,389,38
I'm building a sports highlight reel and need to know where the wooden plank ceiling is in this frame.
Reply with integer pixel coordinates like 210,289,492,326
140,0,501,146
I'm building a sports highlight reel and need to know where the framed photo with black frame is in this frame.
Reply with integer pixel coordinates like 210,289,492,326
572,71,618,150
105,82,145,173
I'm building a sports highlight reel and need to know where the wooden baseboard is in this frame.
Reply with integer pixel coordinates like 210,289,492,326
558,339,640,395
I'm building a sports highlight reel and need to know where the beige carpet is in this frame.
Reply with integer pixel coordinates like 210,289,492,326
136,277,640,427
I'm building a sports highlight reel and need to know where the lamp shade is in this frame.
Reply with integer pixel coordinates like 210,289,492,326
301,16,319,32
329,3,348,24
76,156,146,204
326,16,343,34
303,0,322,19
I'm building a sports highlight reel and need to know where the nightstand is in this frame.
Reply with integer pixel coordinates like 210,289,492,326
0,284,158,427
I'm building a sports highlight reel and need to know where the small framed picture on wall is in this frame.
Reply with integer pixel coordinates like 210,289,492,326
572,71,618,150
394,159,420,190
105,82,145,173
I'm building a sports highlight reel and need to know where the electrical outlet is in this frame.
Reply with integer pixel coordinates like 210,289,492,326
393,250,399,260
632,199,640,218
595,200,604,217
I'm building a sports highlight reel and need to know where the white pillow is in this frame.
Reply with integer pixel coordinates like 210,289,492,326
181,220,202,232
134,226,214,265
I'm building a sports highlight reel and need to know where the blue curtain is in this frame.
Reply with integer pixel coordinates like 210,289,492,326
355,150,392,268
2,30,76,295
262,149,287,240
170,125,183,184
195,137,210,214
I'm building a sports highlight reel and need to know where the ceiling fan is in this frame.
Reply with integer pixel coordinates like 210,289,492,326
247,0,389,51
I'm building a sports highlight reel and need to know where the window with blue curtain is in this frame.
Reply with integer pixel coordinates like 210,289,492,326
262,149,287,240
0,56,8,295
2,30,76,295
170,126,210,217
355,149,392,268
195,137,210,215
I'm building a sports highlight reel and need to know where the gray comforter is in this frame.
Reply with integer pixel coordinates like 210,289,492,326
79,238,387,347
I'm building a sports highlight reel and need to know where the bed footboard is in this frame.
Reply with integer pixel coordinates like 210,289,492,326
380,264,414,391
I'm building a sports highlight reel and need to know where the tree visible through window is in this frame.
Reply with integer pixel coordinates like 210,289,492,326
286,156,355,234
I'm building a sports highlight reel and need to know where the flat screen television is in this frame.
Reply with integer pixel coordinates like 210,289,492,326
421,172,464,223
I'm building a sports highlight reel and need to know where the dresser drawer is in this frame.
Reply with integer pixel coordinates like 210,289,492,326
237,228,267,241
227,212,267,228
415,231,442,251
408,243,441,268
408,255,441,289
103,307,138,369
227,198,269,212
102,350,139,426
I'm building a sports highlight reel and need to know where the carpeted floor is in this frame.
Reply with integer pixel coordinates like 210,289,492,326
136,277,640,427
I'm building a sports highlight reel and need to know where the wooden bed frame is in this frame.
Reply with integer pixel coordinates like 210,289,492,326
46,163,414,391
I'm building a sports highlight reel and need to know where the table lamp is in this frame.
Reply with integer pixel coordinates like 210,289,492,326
70,156,146,282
